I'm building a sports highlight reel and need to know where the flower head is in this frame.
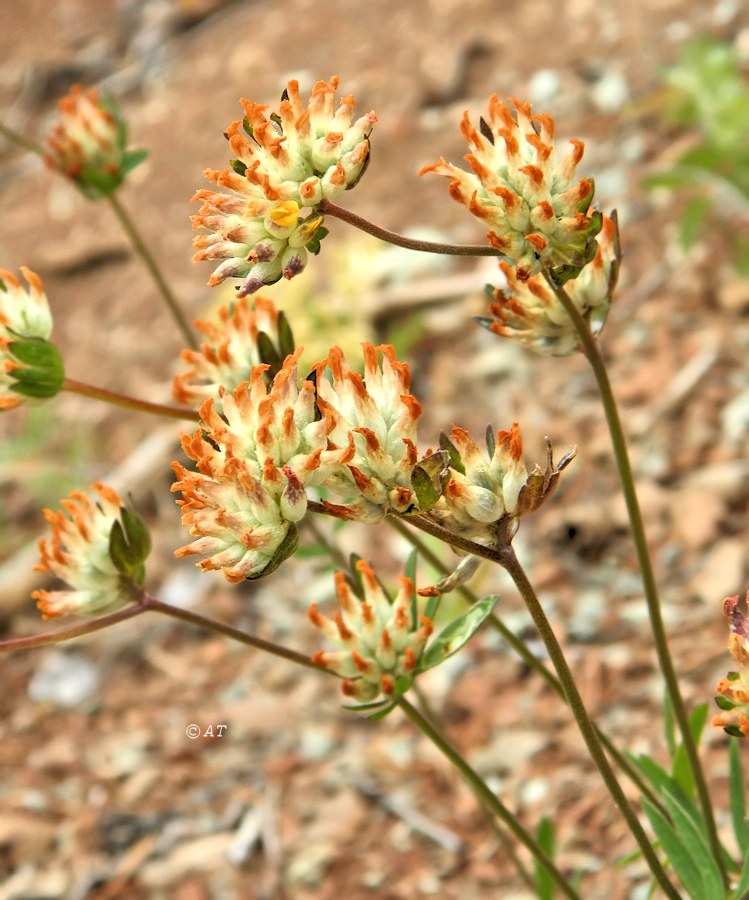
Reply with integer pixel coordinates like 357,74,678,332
32,483,150,619
420,96,601,282
192,76,377,296
0,267,62,409
172,351,344,581
478,214,619,356
314,343,440,521
309,560,434,703
431,424,575,542
173,295,288,406
713,593,749,737
44,85,146,198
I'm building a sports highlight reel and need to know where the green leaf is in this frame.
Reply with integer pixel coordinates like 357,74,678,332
410,463,441,512
256,331,283,378
535,816,556,900
277,311,295,357
419,595,498,672
120,148,148,176
109,506,151,577
439,431,465,475
678,196,711,251
404,549,418,628
641,798,704,897
733,848,749,898
672,703,709,798
230,158,248,176
661,789,725,898
730,739,749,857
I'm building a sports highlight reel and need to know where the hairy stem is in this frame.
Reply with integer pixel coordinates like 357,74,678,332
141,595,319,671
398,696,580,899
499,540,679,898
106,193,198,350
0,603,148,651
320,199,500,257
543,270,726,884
63,378,199,421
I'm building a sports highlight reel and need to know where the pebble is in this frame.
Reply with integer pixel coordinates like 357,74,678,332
27,651,99,707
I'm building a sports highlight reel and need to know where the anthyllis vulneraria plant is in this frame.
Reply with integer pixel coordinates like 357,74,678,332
191,76,377,296
4,76,748,899
713,593,749,738
32,482,151,620
44,84,147,199
0,266,63,409
172,294,293,406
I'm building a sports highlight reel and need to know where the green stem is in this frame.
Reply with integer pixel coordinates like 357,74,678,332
106,193,198,350
320,199,500,257
498,540,679,899
398,696,580,899
302,516,349,570
64,377,199,421
386,516,666,815
0,120,45,156
543,271,727,885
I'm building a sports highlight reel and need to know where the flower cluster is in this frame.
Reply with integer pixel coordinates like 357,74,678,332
172,351,345,581
44,85,145,198
0,267,62,409
479,214,619,356
429,423,575,543
314,343,434,521
192,76,377,296
309,560,434,703
421,96,601,284
713,593,749,737
173,295,286,406
32,483,150,619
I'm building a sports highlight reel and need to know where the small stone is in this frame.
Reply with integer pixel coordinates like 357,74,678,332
27,650,99,707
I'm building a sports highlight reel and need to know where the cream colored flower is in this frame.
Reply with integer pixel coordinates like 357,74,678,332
173,295,284,406
480,214,619,356
421,96,601,282
0,267,59,410
309,560,434,703
430,423,575,543
313,343,430,521
32,483,148,619
172,351,344,581
192,76,377,296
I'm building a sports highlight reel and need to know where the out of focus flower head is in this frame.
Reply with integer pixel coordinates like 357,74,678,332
32,483,151,619
172,350,346,581
309,560,434,703
478,213,620,356
0,266,63,409
429,423,575,544
421,96,602,284
173,295,294,406
192,76,377,296
44,84,147,198
713,593,749,737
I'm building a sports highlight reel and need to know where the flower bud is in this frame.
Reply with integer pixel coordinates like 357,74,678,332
713,593,749,737
44,85,147,198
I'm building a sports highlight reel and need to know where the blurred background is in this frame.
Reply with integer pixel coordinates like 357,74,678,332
1,1,748,897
